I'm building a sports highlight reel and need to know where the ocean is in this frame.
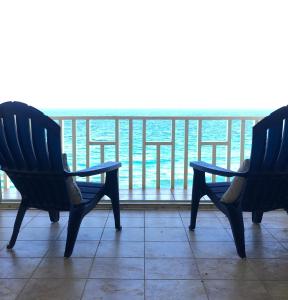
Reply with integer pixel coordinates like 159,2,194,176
39,108,271,189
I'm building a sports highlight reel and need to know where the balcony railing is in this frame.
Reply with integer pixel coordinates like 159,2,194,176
0,115,262,202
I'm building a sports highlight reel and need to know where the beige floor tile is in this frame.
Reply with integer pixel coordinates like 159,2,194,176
102,227,144,241
33,258,93,278
36,211,68,217
0,208,288,299
145,227,188,242
58,227,103,241
204,280,270,300
179,210,217,218
0,279,27,300
24,216,68,227
45,241,99,257
196,258,258,280
281,241,288,250
25,209,43,216
82,279,144,300
262,210,287,217
0,240,8,250
187,228,232,242
145,258,200,279
89,257,144,279
18,227,64,241
0,241,50,258
245,225,275,242
245,241,288,258
106,217,144,227
145,210,180,218
263,281,288,299
81,217,107,227
145,241,193,258
263,219,288,228
227,227,277,242
145,279,208,300
0,216,32,228
190,241,239,258
118,210,145,218
178,209,191,218
0,210,18,216
182,217,223,228
266,228,288,241
86,210,110,218
248,259,288,280
0,258,41,278
18,278,86,300
0,228,13,240
218,217,255,228
96,241,144,257
145,217,183,227
0,210,39,217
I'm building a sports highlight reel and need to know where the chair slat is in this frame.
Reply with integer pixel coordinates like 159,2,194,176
3,115,26,169
262,121,283,171
47,128,63,171
0,118,15,168
31,120,51,170
275,118,288,171
249,129,266,171
15,115,38,170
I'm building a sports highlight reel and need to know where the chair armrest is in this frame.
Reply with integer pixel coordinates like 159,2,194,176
66,161,121,177
190,161,247,177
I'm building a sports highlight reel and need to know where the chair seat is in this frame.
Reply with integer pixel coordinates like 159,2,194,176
206,182,231,201
76,181,105,201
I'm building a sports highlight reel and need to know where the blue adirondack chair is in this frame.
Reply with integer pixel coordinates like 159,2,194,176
0,101,121,257
189,106,288,258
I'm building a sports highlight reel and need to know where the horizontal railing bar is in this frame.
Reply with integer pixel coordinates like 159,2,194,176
146,141,172,146
200,141,228,146
89,141,116,145
52,116,261,121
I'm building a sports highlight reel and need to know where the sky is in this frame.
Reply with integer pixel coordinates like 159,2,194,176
0,0,288,110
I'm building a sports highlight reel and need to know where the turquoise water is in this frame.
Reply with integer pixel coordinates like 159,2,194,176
43,108,271,189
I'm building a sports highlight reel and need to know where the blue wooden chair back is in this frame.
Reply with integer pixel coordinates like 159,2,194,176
0,101,71,210
243,105,288,211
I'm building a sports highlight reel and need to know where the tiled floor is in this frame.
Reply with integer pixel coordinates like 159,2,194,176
0,208,288,299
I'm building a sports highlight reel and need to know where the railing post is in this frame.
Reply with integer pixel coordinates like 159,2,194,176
129,119,133,190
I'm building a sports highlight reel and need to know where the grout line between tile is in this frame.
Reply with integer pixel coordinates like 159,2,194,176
80,211,109,299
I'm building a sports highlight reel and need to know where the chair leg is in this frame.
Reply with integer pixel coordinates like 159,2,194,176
189,170,205,231
64,209,83,258
252,210,263,224
48,210,60,222
105,170,122,231
226,204,246,258
7,203,27,249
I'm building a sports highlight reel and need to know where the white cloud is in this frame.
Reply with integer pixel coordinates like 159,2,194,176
0,0,287,109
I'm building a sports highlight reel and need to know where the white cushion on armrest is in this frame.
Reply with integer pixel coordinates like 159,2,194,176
220,159,250,204
62,153,82,205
